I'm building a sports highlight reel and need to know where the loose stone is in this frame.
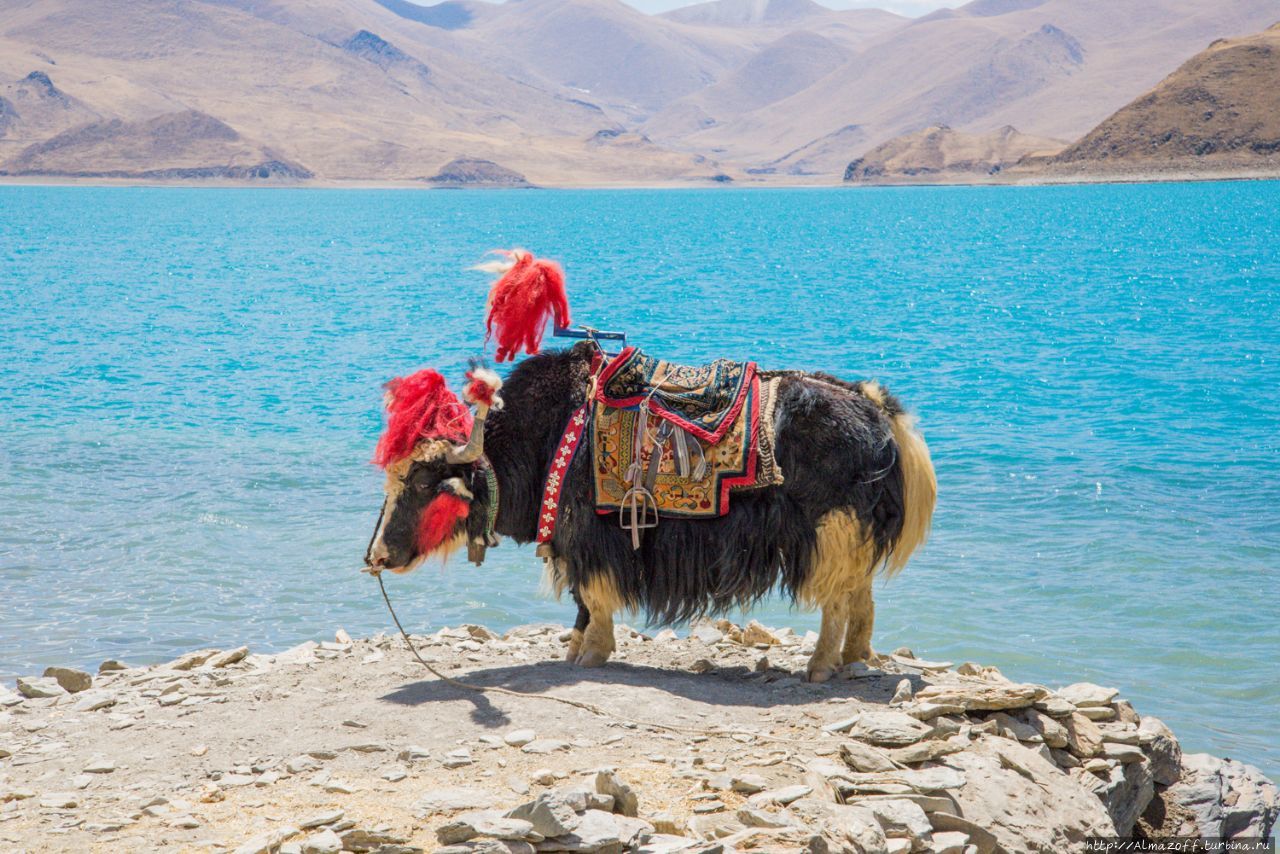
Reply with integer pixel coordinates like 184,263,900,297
504,729,537,747
1057,683,1119,708
43,667,93,694
15,677,66,699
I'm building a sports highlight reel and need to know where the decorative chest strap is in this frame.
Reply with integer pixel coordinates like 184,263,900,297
536,401,590,547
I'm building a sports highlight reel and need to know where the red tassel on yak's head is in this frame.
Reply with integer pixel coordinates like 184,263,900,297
373,369,473,468
479,249,571,362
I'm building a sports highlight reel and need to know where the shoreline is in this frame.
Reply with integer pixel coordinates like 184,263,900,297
2,620,1275,853
1,169,1279,192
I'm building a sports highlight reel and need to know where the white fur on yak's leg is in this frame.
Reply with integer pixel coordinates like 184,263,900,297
799,509,875,683
806,599,850,683
573,574,620,668
842,576,876,666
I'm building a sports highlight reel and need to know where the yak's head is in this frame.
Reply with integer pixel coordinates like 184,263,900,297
364,367,501,574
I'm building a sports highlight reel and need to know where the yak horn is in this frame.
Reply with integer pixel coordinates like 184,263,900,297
446,403,491,464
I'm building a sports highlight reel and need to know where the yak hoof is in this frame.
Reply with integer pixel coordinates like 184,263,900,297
574,648,611,668
805,666,836,684
565,629,583,662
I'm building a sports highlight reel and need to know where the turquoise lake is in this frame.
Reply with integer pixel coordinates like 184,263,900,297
0,183,1276,776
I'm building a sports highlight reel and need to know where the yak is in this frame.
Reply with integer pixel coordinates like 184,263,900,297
363,341,937,683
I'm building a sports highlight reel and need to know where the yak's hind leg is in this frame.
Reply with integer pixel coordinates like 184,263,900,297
808,597,849,683
574,573,620,668
841,575,876,665
802,510,877,682
566,587,589,662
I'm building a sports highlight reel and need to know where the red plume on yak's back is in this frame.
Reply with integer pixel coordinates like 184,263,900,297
480,249,571,362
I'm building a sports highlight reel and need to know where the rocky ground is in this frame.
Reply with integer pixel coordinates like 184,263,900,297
1,620,1276,854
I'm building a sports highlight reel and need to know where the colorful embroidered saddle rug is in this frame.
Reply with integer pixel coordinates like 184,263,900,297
591,347,784,519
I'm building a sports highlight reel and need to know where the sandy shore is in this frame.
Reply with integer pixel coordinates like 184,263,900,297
1,620,1276,853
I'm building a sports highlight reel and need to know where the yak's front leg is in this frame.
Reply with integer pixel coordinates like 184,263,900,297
574,574,620,668
566,586,589,662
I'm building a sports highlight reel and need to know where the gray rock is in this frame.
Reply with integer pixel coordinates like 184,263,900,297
233,825,299,854
209,646,250,668
171,649,220,670
43,667,93,693
287,755,320,775
339,828,411,851
736,807,796,829
926,812,999,854
1063,712,1104,758
747,785,812,807
1057,683,1119,708
1077,705,1117,722
521,739,570,755
1165,753,1279,839
1032,695,1077,718
16,676,66,698
691,623,724,644
847,710,934,746
504,729,537,747
506,793,579,837
990,711,1041,742
942,736,1116,852
1021,708,1069,749
538,808,623,851
83,758,116,773
865,797,934,845
914,682,1042,712
792,800,888,853
1090,758,1154,837
840,740,897,773
595,770,638,817
730,774,768,794
300,828,343,854
1137,716,1182,786
1101,743,1145,764
414,787,500,817
72,691,117,712
437,812,536,845
890,679,913,706
298,809,344,829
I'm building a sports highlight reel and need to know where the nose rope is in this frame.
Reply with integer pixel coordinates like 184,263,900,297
371,573,816,746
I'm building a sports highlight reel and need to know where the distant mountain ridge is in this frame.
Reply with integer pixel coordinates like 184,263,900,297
1040,22,1280,174
0,0,1277,184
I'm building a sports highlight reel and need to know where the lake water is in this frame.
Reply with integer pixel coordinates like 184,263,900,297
1,183,1276,777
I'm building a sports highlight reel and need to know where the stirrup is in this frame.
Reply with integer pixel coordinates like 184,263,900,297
619,487,658,549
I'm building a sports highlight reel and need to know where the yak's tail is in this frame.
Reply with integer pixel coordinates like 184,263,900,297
859,382,937,577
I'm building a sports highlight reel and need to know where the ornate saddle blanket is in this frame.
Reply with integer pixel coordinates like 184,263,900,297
591,347,784,520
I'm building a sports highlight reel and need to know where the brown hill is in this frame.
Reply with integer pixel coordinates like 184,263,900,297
2,110,311,179
843,124,1065,183
1043,22,1280,173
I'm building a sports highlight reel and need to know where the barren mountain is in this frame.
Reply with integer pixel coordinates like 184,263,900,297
644,0,1280,176
2,109,311,179
0,0,723,184
843,124,1064,183
0,0,1277,184
1039,23,1280,176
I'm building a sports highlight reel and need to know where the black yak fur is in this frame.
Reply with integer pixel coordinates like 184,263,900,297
469,342,911,626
